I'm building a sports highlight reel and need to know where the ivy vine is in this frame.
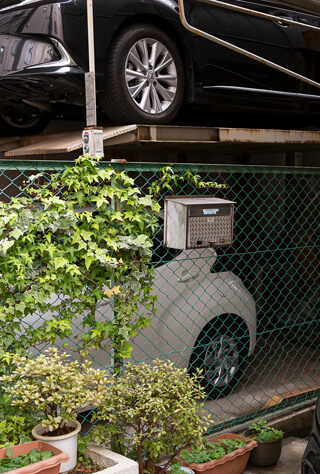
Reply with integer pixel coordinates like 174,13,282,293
0,156,224,372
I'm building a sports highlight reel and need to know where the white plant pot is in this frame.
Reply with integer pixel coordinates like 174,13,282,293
86,444,139,474
32,419,81,473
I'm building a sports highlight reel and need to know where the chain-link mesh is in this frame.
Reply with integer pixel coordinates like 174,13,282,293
1,160,320,435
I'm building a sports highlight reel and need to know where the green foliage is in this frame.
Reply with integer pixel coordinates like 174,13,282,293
166,462,186,474
0,347,108,432
248,418,284,443
0,397,38,448
148,166,227,196
91,359,211,474
0,155,160,368
179,438,248,465
0,447,53,472
0,155,223,373
77,434,92,459
75,435,96,471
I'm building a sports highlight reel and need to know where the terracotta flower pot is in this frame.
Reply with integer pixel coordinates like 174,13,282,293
0,440,69,474
32,420,81,473
242,429,282,467
179,434,257,474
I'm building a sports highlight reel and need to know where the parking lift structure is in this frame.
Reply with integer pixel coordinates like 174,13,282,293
2,125,320,159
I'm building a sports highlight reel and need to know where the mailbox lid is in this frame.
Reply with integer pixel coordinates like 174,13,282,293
165,196,236,207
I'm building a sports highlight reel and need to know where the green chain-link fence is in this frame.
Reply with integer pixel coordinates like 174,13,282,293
1,160,320,434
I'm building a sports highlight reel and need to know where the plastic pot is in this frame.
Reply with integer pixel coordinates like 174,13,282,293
32,420,81,473
179,433,257,474
0,440,69,474
242,429,282,467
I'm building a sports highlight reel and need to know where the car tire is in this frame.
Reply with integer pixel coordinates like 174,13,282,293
99,24,185,125
0,109,49,136
189,318,248,399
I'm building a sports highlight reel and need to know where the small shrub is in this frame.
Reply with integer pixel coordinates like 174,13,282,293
0,347,108,433
92,359,211,474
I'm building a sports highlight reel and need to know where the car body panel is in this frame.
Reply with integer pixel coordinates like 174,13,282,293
22,248,256,374
94,248,256,369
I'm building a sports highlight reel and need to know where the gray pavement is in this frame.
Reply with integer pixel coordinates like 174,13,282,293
244,437,308,474
203,336,320,426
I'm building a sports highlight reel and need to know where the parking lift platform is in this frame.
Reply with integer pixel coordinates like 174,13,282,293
2,124,320,157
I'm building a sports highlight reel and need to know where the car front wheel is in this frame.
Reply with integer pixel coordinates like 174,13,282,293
99,24,185,125
189,319,248,399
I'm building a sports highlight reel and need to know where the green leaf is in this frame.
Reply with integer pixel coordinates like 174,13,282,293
84,256,94,270
5,448,13,458
53,257,68,270
0,240,14,256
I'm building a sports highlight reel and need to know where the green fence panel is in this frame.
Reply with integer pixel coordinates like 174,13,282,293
1,160,320,435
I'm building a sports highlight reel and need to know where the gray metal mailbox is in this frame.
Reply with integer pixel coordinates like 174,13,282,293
164,196,235,249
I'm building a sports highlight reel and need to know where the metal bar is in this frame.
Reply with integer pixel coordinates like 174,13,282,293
200,0,320,32
85,0,97,126
108,161,320,176
177,0,320,91
3,160,320,176
87,0,96,75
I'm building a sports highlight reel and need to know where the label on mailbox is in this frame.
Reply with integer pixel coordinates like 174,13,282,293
203,209,219,215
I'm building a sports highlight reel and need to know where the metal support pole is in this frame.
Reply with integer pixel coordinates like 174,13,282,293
85,0,97,127
82,0,104,157
110,159,126,375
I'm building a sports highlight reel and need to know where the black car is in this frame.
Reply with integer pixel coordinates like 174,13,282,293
0,0,320,134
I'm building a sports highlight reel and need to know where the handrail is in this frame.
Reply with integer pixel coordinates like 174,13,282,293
177,0,320,90
198,0,320,32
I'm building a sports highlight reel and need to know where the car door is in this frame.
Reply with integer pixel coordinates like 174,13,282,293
189,0,301,93
290,0,320,96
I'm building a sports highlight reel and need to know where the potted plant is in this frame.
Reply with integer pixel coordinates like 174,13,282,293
91,359,211,474
0,441,69,474
177,434,257,474
0,347,108,473
242,418,284,467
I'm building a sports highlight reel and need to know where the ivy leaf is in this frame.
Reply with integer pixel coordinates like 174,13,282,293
0,239,14,256
81,230,93,241
9,229,24,240
84,255,94,270
53,257,68,270
118,327,131,340
110,212,123,221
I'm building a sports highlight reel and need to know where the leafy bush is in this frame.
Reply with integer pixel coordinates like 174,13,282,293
248,418,284,442
92,359,211,474
0,347,108,432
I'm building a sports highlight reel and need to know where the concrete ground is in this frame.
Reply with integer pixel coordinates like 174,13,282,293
244,437,307,474
204,334,320,426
